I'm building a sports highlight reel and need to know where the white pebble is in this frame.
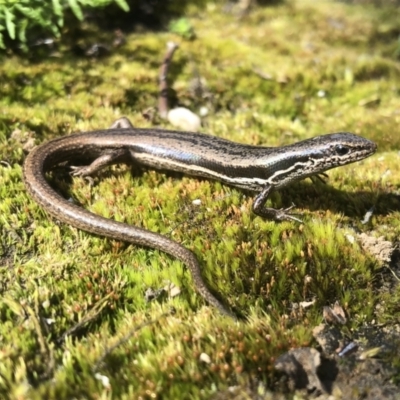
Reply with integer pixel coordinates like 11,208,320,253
167,107,201,131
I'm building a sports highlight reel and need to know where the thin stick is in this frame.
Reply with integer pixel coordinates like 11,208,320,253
158,42,179,119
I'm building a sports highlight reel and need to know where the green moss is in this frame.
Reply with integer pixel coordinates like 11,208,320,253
1,0,400,398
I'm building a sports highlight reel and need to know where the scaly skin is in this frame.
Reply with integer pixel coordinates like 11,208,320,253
23,122,377,318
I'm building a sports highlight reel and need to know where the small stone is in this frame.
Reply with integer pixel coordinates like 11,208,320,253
275,347,324,393
167,107,201,131
199,352,211,364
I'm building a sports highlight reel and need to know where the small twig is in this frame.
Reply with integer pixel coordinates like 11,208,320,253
386,264,400,282
251,66,273,80
158,42,179,119
0,160,11,168
56,292,114,344
92,308,176,372
25,296,55,380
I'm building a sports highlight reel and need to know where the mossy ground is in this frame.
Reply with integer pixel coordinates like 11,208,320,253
0,1,400,398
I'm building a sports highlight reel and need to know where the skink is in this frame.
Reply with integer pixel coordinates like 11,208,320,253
22,118,377,318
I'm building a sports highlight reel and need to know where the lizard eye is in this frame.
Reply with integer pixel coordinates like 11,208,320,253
335,145,349,156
